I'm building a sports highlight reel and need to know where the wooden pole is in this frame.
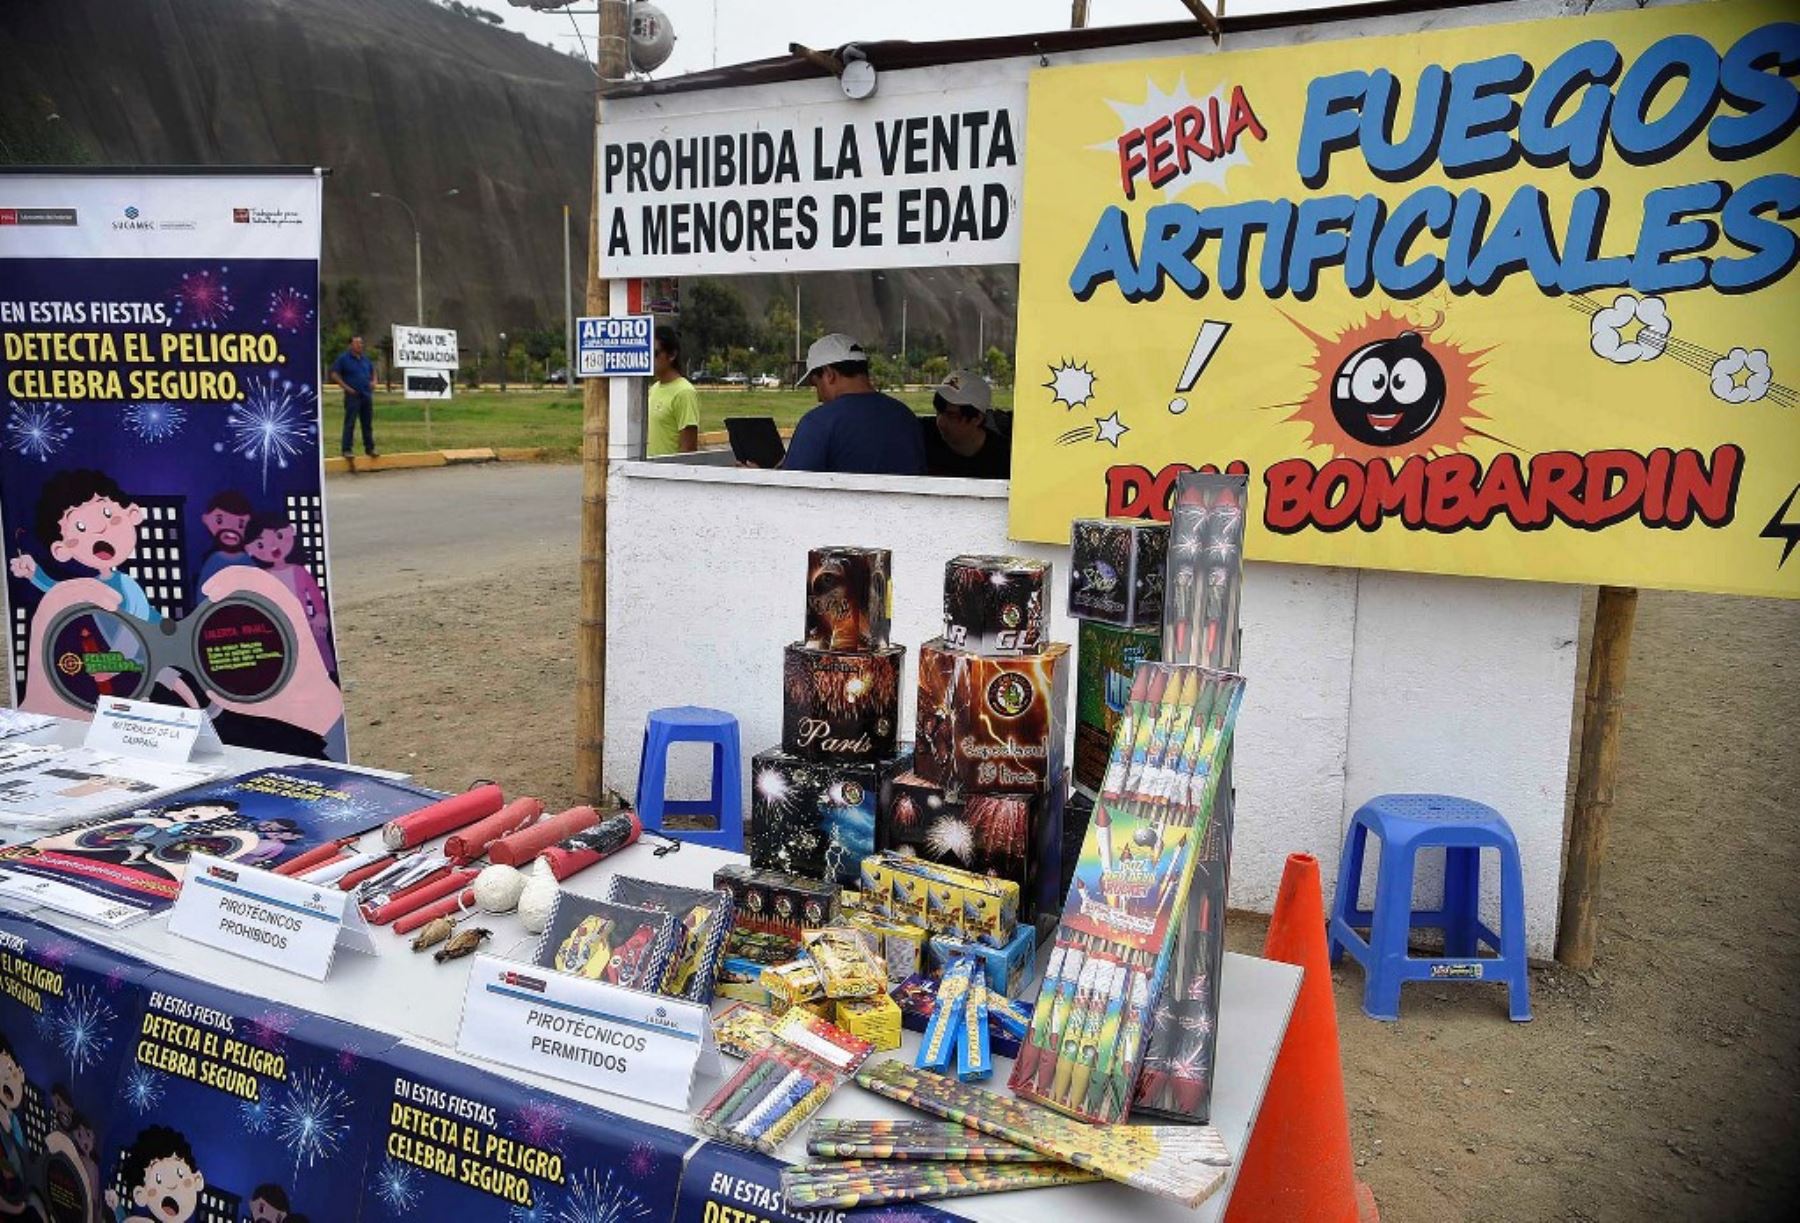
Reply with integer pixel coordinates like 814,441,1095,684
1070,0,1090,28
575,0,630,803
1555,585,1639,969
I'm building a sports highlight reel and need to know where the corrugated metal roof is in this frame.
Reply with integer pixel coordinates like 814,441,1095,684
602,0,1519,99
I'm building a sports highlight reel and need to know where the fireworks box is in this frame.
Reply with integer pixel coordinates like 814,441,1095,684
1068,517,1168,627
782,642,905,762
1074,620,1163,792
913,638,1069,795
943,554,1050,656
879,768,1066,923
858,851,1019,949
750,745,912,886
1063,786,1095,901
714,863,839,947
926,924,1037,997
805,546,893,650
894,973,1035,1059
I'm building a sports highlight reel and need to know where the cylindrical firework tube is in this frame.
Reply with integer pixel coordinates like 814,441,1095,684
392,889,477,936
486,805,600,867
272,837,357,877
364,868,479,926
444,796,544,864
381,784,505,851
535,811,642,880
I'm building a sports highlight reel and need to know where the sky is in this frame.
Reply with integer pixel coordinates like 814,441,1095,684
485,0,1356,79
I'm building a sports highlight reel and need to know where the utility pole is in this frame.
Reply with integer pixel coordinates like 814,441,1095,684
901,297,908,383
576,0,630,802
1071,0,1090,28
563,203,575,392
793,280,801,366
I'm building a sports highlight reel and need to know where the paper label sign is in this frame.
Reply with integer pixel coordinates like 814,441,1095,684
168,853,376,980
576,314,654,377
392,323,460,369
83,697,221,762
456,953,718,1110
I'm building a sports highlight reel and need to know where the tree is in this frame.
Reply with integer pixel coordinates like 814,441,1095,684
985,345,1012,387
920,355,950,384
870,353,902,389
680,281,753,370
333,278,373,336
760,295,798,362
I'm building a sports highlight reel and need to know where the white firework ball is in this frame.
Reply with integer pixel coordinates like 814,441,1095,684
274,1066,351,1175
123,401,187,442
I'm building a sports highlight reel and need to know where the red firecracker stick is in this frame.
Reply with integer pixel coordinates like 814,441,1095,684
272,837,358,877
444,797,545,864
392,889,477,936
381,784,506,851
486,806,599,867
536,811,643,880
364,868,478,926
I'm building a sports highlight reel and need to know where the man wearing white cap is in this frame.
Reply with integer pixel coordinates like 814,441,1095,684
923,368,1010,480
775,333,926,475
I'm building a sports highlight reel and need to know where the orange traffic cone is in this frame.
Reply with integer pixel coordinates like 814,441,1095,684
1225,853,1378,1223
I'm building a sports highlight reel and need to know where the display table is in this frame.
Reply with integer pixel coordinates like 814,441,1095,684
0,722,1300,1221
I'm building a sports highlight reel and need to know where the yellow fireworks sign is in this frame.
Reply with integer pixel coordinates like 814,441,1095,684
1009,0,1800,598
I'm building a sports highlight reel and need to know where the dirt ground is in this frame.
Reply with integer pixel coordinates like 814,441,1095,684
329,470,1798,1222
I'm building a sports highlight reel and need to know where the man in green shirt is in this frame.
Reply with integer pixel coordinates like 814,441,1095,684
647,327,700,456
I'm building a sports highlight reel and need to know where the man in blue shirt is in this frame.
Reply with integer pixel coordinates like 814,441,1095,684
328,334,378,459
779,334,926,475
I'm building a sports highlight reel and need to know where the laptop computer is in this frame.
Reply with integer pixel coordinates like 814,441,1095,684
724,416,786,468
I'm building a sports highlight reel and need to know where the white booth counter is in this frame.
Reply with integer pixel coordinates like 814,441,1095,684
605,459,1581,958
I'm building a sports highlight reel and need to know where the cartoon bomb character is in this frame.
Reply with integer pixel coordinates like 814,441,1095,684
1329,331,1447,447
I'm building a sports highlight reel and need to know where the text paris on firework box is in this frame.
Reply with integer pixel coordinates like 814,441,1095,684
804,546,892,651
914,639,1070,795
879,769,1066,922
780,644,905,763
942,555,1050,656
1074,621,1163,793
749,747,913,886
1068,518,1168,627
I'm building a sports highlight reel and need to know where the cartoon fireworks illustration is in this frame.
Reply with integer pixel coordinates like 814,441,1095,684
374,1160,422,1214
53,985,115,1076
557,1168,650,1223
245,1008,298,1051
123,400,187,443
172,267,234,329
966,794,1031,865
923,816,976,865
274,1067,352,1178
32,1007,56,1042
265,286,315,334
1044,359,1098,409
511,1098,568,1152
225,372,317,489
890,793,922,834
123,1065,165,1113
337,1045,362,1076
509,1202,550,1223
6,400,72,463
625,1139,659,1179
239,1095,272,1135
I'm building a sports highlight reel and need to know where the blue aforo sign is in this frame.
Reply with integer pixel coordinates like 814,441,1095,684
577,314,654,377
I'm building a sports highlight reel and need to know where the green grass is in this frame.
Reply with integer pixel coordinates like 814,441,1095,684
339,384,1015,456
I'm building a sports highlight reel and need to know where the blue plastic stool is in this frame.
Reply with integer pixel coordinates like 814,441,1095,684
1328,794,1531,1022
635,706,744,851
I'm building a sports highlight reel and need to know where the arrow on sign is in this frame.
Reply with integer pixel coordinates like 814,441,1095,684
406,371,450,395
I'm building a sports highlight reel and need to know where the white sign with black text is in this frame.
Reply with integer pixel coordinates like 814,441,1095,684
168,853,377,980
83,697,222,763
455,954,719,1110
392,324,459,369
600,80,1026,277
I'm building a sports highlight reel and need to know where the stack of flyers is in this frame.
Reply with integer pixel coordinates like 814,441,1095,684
780,1159,1101,1209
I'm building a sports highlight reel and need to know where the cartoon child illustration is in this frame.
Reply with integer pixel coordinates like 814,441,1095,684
105,1126,202,1223
0,1035,31,1198
244,1184,287,1223
9,471,159,623
196,492,255,586
235,820,306,869
120,801,244,867
31,800,247,881
243,513,335,673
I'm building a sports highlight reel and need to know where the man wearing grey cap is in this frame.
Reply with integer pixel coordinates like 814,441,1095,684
923,368,1010,479
774,333,927,475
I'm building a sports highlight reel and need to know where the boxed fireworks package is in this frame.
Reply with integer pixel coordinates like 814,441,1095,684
1074,620,1163,792
1063,786,1095,900
927,924,1037,997
781,643,905,762
1068,517,1168,626
893,973,1035,1059
750,746,911,886
714,863,838,948
914,638,1069,795
714,1001,782,1059
532,894,678,992
858,851,1018,948
604,875,735,1004
1162,472,1248,668
805,546,892,650
879,768,1066,923
697,1009,874,1155
942,555,1050,656
716,956,777,1007
846,910,928,981
834,993,904,1052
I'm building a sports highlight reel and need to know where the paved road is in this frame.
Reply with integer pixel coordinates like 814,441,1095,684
323,463,581,605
